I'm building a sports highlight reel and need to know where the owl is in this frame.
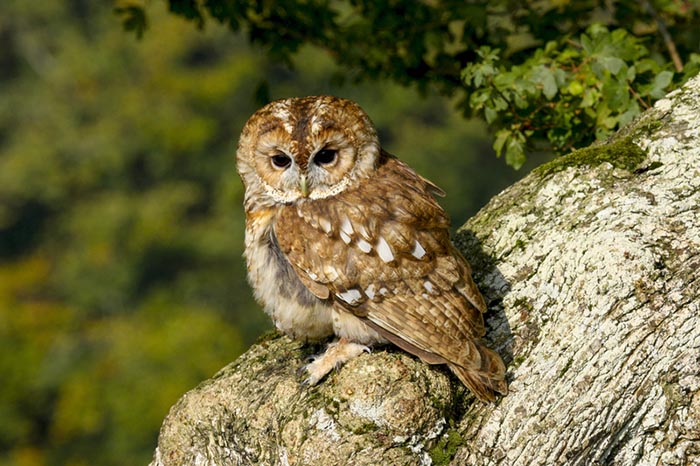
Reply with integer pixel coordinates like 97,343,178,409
236,96,507,401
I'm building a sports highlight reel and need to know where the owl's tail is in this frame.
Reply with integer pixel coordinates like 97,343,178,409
448,344,508,402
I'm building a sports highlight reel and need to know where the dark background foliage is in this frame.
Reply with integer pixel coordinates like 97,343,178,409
143,0,700,166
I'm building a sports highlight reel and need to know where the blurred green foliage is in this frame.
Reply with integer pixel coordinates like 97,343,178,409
144,0,700,167
0,1,539,465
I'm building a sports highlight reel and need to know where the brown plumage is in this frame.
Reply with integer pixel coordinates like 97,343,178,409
237,95,507,401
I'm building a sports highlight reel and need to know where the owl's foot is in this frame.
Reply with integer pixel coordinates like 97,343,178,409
302,338,370,386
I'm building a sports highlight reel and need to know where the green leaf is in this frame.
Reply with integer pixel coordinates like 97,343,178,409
567,80,584,96
505,135,526,169
542,69,558,99
493,129,510,157
649,71,674,99
581,88,599,107
532,66,558,99
581,34,593,54
597,56,626,76
484,106,498,124
618,103,641,127
492,95,508,111
603,78,630,111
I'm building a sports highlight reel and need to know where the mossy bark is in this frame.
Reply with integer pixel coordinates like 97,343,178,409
151,75,700,466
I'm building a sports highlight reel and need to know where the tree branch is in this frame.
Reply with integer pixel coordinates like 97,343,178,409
639,0,684,72
149,74,700,466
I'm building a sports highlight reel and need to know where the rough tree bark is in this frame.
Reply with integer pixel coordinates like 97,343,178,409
150,75,700,466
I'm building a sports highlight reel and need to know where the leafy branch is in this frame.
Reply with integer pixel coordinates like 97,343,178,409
462,25,678,168
118,0,700,168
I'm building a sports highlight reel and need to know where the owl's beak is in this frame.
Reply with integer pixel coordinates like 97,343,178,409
299,175,309,197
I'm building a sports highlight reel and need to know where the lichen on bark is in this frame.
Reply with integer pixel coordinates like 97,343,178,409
151,75,700,466
453,76,700,466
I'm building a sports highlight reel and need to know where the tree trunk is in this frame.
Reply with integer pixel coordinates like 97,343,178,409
150,75,700,466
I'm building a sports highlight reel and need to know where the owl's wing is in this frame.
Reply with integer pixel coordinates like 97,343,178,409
274,153,494,369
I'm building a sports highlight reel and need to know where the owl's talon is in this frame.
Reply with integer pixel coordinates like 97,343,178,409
303,376,320,386
298,339,370,388
301,363,326,386
302,359,330,386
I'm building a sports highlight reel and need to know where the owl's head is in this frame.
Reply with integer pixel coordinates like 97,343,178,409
236,96,380,209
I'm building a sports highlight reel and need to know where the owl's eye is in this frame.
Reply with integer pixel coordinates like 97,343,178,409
313,149,337,166
271,154,292,169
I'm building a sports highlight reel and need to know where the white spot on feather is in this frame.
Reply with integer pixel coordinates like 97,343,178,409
412,240,426,259
340,230,351,244
307,271,318,280
379,287,389,296
323,265,339,281
357,238,372,253
423,280,434,293
336,288,363,305
376,237,394,263
319,217,332,234
365,283,376,300
340,216,354,235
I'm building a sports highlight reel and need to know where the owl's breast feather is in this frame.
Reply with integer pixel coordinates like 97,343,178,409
244,208,334,340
